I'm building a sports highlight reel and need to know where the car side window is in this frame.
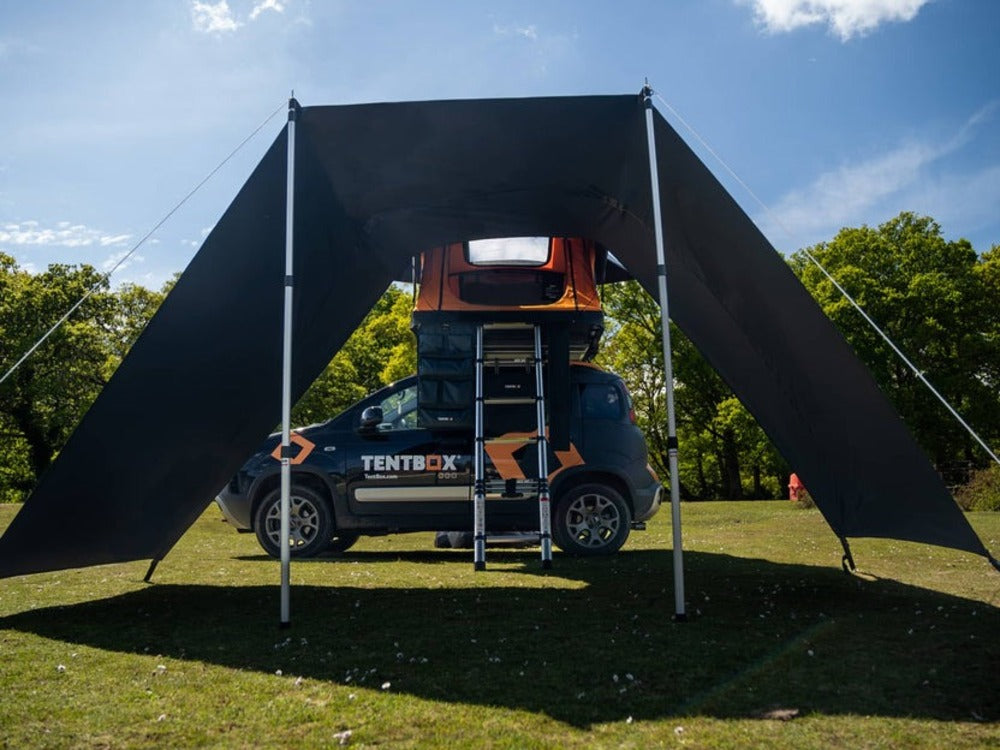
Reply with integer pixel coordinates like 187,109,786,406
580,383,623,420
378,384,419,430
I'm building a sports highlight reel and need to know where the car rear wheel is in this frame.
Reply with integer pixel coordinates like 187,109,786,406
552,484,631,556
254,485,334,558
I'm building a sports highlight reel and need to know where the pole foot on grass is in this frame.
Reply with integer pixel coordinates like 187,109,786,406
143,558,160,583
672,612,688,623
474,561,486,572
279,620,291,630
840,536,857,573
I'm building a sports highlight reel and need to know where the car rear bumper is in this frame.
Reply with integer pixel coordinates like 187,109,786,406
633,478,663,522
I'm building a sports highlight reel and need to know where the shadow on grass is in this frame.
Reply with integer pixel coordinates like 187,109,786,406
2,550,997,727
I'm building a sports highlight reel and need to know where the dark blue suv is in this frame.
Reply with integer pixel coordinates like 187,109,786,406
216,363,662,557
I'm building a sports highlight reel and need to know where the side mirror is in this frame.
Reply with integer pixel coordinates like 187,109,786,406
359,406,383,431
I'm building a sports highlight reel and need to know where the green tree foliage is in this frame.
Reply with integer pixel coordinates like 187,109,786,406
954,463,1000,512
789,212,1000,468
290,285,416,426
597,281,786,500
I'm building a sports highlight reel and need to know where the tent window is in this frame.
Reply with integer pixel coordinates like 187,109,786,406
465,237,551,267
457,269,564,306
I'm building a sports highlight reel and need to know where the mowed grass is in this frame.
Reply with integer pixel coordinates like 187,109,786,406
0,501,997,749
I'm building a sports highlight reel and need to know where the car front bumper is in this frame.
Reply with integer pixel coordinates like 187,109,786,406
215,487,252,530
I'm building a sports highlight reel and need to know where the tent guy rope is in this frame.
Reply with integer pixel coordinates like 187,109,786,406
653,92,1000,469
0,100,286,389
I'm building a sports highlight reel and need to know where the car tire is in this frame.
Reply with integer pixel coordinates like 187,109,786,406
327,531,359,554
254,485,334,559
552,483,631,556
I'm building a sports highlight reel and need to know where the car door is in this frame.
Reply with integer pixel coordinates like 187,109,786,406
345,382,471,516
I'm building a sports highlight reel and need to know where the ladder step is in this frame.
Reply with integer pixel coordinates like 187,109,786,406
483,397,536,405
485,481,539,494
484,436,539,444
481,322,537,331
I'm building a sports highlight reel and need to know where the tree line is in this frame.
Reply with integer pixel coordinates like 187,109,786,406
1,212,998,503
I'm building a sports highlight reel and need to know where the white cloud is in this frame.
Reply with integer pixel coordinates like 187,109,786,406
743,0,930,40
493,23,540,41
761,104,999,247
250,0,285,21
0,221,132,249
191,1,242,34
101,250,144,273
765,141,936,239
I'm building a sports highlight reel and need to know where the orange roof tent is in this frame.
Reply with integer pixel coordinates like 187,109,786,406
411,237,608,441
415,236,603,314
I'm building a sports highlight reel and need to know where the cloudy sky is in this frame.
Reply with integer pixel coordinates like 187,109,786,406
1,0,997,289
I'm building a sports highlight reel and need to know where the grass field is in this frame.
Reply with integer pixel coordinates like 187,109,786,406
1,500,997,748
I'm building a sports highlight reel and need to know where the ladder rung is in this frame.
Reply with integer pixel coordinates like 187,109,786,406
484,436,539,444
485,482,539,495
483,397,536,405
481,322,538,331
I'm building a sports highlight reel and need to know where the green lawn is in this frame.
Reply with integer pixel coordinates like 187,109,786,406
1,501,997,748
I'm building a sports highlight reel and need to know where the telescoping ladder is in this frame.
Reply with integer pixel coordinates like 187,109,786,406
473,323,553,571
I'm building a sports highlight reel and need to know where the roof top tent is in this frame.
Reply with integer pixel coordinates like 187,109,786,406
413,236,607,357
411,236,607,443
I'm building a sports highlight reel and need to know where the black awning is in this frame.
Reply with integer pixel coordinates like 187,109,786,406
0,94,987,577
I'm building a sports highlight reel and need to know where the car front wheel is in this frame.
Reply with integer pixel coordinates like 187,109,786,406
327,531,359,554
552,484,631,556
254,485,334,558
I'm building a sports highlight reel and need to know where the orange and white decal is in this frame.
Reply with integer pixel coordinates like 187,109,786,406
270,432,316,465
483,431,584,481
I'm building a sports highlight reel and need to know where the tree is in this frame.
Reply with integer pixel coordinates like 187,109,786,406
597,281,787,499
290,285,417,426
789,212,1000,469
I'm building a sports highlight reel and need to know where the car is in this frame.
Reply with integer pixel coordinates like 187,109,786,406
216,362,662,558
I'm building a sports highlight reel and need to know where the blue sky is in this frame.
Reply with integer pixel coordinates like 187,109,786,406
1,0,997,290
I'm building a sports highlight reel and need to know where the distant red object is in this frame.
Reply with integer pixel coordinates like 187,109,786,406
788,473,806,501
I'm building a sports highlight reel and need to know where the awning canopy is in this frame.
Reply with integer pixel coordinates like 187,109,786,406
0,94,988,578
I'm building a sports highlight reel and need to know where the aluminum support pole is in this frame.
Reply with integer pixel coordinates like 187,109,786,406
473,326,487,570
643,85,687,621
534,325,553,569
279,96,298,628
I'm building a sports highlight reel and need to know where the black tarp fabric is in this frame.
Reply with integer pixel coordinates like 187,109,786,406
0,95,988,578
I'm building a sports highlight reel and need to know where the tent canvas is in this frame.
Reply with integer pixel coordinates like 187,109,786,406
0,94,991,580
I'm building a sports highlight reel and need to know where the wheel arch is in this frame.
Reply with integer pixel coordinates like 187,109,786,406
551,469,633,515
